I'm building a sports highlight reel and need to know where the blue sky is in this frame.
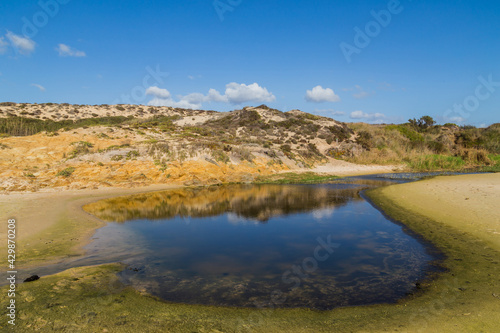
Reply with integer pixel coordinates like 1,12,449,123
1,0,499,126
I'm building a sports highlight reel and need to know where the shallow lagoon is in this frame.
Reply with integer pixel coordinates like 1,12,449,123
80,176,441,309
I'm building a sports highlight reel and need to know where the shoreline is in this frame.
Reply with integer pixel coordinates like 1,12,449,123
0,168,399,268
1,173,499,331
0,184,183,269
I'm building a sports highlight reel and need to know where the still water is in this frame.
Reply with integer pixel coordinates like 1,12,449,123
80,176,440,309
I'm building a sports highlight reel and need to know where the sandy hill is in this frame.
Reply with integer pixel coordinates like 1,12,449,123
0,103,395,192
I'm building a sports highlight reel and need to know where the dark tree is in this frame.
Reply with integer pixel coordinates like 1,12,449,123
408,116,436,131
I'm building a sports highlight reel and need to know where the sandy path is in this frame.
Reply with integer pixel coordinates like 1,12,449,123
380,173,500,250
283,157,402,176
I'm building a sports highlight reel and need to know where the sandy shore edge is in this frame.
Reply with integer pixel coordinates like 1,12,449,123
1,173,499,332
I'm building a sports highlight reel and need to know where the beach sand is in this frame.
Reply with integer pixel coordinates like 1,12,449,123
380,173,500,251
0,184,181,267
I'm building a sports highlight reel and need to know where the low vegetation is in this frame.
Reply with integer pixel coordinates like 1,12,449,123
0,115,131,136
347,116,500,172
56,167,76,177
255,172,339,184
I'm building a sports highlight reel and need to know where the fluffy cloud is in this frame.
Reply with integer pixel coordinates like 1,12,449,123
315,109,346,116
443,116,466,124
146,86,171,99
147,82,276,109
350,111,386,121
4,31,35,55
224,82,275,104
305,86,340,103
56,44,86,57
207,88,227,102
148,97,202,109
31,83,46,92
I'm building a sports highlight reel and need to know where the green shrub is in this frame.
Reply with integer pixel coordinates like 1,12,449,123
211,150,230,163
126,150,140,160
280,144,291,153
233,147,255,162
0,116,130,136
427,141,447,154
71,141,93,148
327,125,352,142
407,155,465,171
356,131,373,149
386,125,424,143
307,143,322,156
56,167,76,177
69,141,94,158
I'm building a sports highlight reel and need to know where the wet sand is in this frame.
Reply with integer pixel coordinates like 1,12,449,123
380,173,500,251
0,184,181,267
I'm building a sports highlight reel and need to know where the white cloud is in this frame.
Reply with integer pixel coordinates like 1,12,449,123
56,43,86,57
315,109,346,116
149,97,202,109
312,208,335,221
31,83,46,92
146,86,171,99
207,88,228,102
350,111,386,121
147,82,276,109
305,86,340,103
224,82,275,104
5,31,35,55
147,88,204,109
331,111,346,116
182,92,207,104
444,116,466,124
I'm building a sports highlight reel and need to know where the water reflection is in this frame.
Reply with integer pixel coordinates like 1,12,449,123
79,182,436,309
83,184,366,223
